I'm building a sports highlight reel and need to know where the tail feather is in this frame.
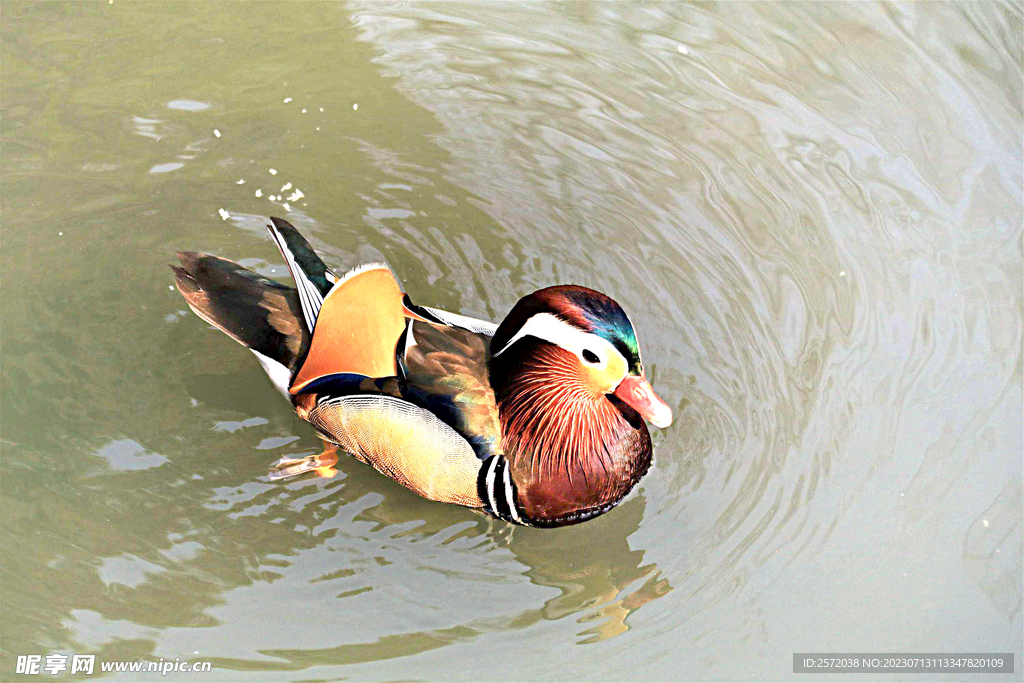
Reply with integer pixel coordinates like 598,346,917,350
172,251,310,375
266,217,336,333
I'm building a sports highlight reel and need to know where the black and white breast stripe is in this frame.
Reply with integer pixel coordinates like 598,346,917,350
477,455,527,525
267,222,325,333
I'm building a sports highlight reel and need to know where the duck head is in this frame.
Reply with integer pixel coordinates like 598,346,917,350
489,285,672,525
490,285,672,428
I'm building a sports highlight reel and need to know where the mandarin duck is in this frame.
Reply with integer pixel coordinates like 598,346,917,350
173,218,671,527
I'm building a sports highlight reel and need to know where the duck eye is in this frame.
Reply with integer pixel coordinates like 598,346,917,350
582,349,600,364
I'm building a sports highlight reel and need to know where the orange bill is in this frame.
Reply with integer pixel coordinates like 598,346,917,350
614,374,672,428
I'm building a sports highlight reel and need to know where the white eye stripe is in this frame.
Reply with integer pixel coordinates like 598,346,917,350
492,312,623,369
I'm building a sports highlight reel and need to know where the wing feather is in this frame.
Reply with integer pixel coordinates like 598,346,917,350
399,320,502,459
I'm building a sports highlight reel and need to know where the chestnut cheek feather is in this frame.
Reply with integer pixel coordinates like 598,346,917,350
499,345,618,472
495,342,654,524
